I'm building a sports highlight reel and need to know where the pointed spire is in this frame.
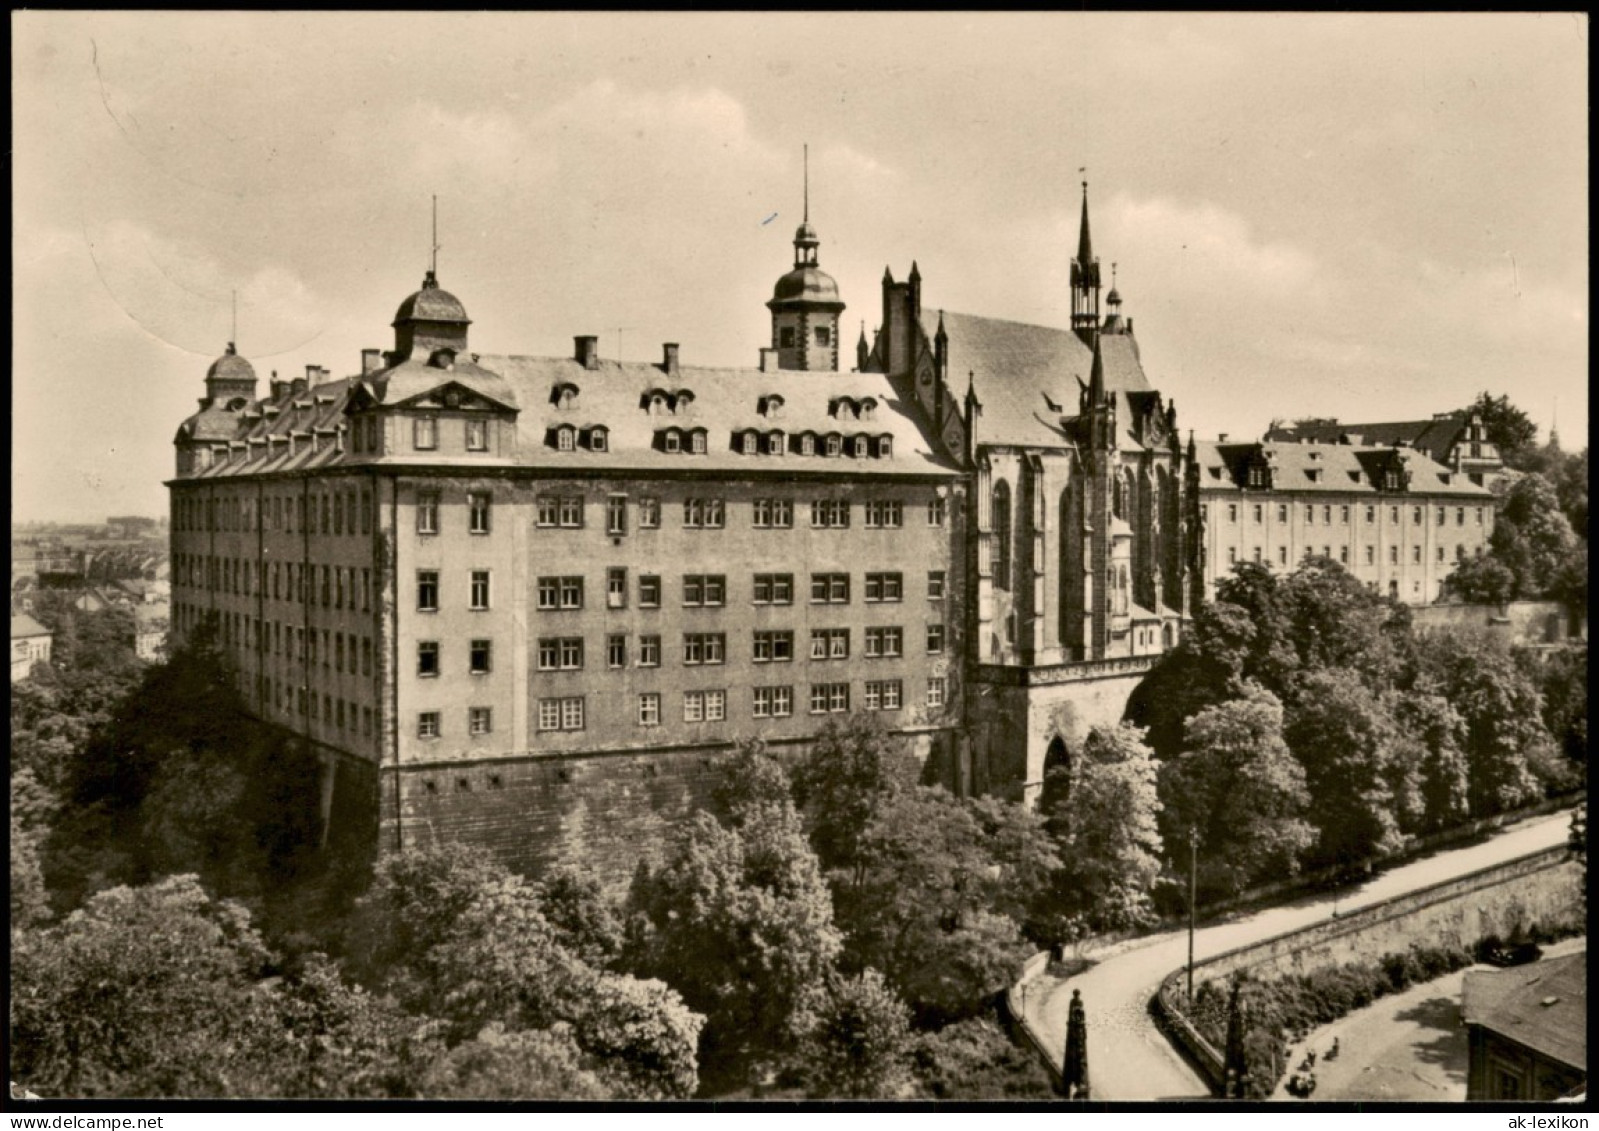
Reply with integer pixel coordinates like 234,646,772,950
1088,335,1106,406
935,309,948,342
909,260,921,282
1077,181,1094,267
803,143,809,223
883,265,895,285
430,194,441,278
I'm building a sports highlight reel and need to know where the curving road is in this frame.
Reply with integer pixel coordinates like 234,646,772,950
1018,808,1577,1100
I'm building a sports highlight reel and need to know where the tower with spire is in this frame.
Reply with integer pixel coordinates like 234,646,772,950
767,145,846,371
1070,182,1101,348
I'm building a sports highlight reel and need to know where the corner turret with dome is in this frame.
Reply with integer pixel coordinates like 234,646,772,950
766,146,845,371
204,341,258,406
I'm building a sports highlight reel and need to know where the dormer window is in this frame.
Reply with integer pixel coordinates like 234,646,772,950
1247,466,1266,488
762,394,785,419
556,425,576,452
559,384,579,410
742,431,758,455
767,430,785,455
675,390,696,413
800,433,815,456
878,435,893,458
852,435,869,458
859,397,878,421
825,434,842,457
664,430,681,453
1306,469,1322,483
1384,470,1401,490
430,347,457,369
589,427,608,453
649,391,668,416
690,430,706,455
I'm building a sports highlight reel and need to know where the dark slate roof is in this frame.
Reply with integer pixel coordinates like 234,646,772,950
770,265,843,307
1194,440,1495,498
393,274,471,326
1462,953,1586,1072
179,355,958,481
206,350,256,384
921,310,1151,449
10,614,49,640
1265,416,1467,464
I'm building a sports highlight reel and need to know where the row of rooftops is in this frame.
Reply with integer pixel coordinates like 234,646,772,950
1195,439,1495,497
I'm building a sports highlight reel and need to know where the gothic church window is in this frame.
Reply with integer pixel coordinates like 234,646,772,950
992,480,1012,590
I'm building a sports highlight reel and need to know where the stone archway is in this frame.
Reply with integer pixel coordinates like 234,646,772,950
1040,734,1071,811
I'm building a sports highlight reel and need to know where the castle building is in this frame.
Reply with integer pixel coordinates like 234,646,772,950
1264,412,1506,487
1194,438,1496,604
167,181,1493,877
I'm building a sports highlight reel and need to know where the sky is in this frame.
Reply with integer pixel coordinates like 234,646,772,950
12,12,1588,523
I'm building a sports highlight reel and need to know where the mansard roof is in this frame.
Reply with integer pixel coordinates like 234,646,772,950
175,353,957,480
1264,415,1479,466
917,310,1152,449
1195,440,1495,497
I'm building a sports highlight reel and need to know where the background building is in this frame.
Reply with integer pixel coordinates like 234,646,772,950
1195,438,1495,604
10,614,52,681
1462,952,1586,1101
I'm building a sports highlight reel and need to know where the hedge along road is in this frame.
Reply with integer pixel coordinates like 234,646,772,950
1019,807,1577,1100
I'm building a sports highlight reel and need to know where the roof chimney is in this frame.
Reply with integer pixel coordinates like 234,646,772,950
269,370,292,399
662,342,680,376
306,364,333,386
290,376,308,395
574,335,599,370
361,348,383,374
759,347,779,373
1218,433,1229,443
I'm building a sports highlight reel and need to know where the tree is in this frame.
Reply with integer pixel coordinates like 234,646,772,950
710,737,794,826
793,969,914,1099
791,714,921,874
834,784,1046,1022
1159,685,1315,897
1468,392,1538,464
627,803,838,1089
531,863,625,969
416,1022,607,1100
1386,689,1470,835
11,812,52,929
9,874,277,1097
348,842,702,1099
1284,668,1407,868
1441,553,1518,606
1412,628,1548,817
1043,724,1164,932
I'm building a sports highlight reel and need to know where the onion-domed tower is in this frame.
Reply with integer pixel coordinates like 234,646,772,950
391,270,471,362
766,152,845,371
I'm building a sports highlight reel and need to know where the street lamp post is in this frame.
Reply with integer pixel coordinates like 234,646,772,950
1187,825,1199,1002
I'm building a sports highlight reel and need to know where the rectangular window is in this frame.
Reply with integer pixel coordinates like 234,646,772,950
1456,507,1465,526
810,682,850,714
1322,505,1332,524
536,496,560,528
537,697,585,732
1437,506,1446,526
465,418,488,451
417,641,440,677
1227,547,1237,565
1252,504,1263,524
1278,546,1289,566
865,627,904,658
752,686,794,719
927,676,947,708
417,570,439,612
1413,546,1422,564
811,499,850,528
1365,545,1375,564
927,623,945,654
1277,504,1288,523
682,690,726,723
683,498,725,528
753,630,795,663
811,573,850,604
607,496,628,535
1414,506,1423,525
1437,546,1446,563
1341,506,1350,524
418,711,441,739
468,493,492,535
865,572,903,602
1338,546,1348,564
559,577,583,609
607,568,628,609
639,497,661,528
1475,506,1483,525
559,497,584,528
753,573,794,605
638,693,661,727
683,633,726,666
469,706,492,735
928,570,947,600
639,575,662,608
471,570,491,610
607,635,627,668
413,417,437,450
1305,505,1314,524
538,578,559,610
1391,506,1400,524
752,498,795,528
810,628,850,660
470,639,493,674
865,500,904,528
1252,546,1263,563
417,492,440,535
864,680,903,711
1227,504,1238,523
1390,546,1399,564
683,575,726,607
639,635,661,667
928,496,947,526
